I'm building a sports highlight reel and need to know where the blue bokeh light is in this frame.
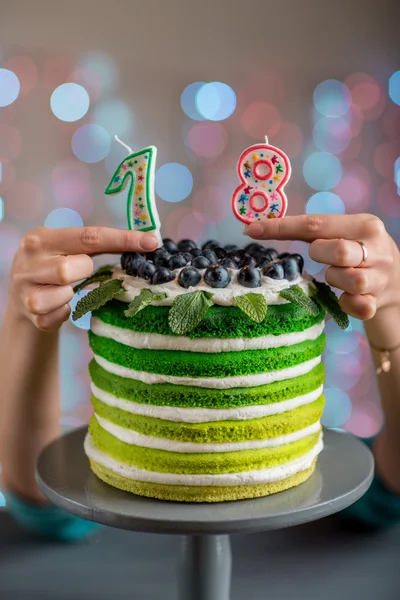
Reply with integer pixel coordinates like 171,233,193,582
321,388,352,428
0,68,20,107
313,117,351,154
72,124,110,163
50,83,90,122
0,492,6,508
313,80,351,117
0,197,3,222
181,82,206,120
325,352,361,390
69,290,91,330
78,52,118,93
93,99,133,137
325,319,360,353
303,152,342,190
196,82,236,121
306,192,345,214
155,163,193,202
44,208,84,228
395,157,400,192
389,71,400,106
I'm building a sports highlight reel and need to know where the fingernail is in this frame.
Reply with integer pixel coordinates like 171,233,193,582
244,223,263,238
141,233,159,250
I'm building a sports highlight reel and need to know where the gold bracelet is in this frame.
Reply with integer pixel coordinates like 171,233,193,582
369,340,400,375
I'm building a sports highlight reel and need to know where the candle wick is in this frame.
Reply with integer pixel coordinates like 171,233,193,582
115,135,133,154
264,135,269,144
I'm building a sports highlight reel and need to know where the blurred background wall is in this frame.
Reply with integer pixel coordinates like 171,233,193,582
0,0,400,504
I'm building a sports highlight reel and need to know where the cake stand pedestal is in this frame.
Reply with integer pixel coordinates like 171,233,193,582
36,428,373,600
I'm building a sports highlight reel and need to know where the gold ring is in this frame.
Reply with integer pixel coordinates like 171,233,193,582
355,240,368,268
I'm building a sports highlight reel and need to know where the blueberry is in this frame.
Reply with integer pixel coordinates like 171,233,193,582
137,260,157,281
220,257,238,269
163,238,178,253
237,266,262,288
226,250,242,264
123,252,146,276
204,265,231,288
256,255,274,269
152,248,171,267
201,249,218,265
192,256,211,269
238,255,257,268
290,253,304,273
282,257,300,281
190,248,202,257
178,239,197,252
224,244,239,252
178,267,202,288
263,261,285,280
278,252,290,259
168,253,188,270
151,267,175,285
213,246,227,259
265,247,279,260
202,239,219,250
183,252,193,263
245,242,264,256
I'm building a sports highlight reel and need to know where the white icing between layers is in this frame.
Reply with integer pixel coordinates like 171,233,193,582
91,318,325,353
113,267,312,307
84,432,324,486
94,414,321,453
93,354,322,389
91,382,324,423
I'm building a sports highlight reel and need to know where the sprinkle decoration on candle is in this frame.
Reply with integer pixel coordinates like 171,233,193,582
232,137,291,223
105,137,161,243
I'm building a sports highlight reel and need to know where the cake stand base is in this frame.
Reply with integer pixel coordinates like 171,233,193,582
36,428,373,600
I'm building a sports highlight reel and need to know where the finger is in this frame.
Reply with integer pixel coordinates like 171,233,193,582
24,285,74,315
325,266,384,296
32,304,71,331
244,214,371,243
339,292,376,320
30,227,159,256
30,254,94,285
309,239,371,268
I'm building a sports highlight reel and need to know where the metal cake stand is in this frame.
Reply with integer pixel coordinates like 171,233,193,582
36,427,374,600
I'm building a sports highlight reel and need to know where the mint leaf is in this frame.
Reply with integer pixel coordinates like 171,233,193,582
72,279,124,321
279,285,320,316
124,288,167,317
168,291,213,335
233,293,267,323
73,265,114,293
312,279,349,329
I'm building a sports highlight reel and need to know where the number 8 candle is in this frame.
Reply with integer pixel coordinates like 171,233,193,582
232,137,291,223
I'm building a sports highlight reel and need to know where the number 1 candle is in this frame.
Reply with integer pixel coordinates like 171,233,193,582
232,137,291,223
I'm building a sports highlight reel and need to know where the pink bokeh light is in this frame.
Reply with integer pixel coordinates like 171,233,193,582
373,141,400,179
176,212,209,243
378,181,400,218
382,105,400,140
70,67,103,103
41,55,75,91
270,122,304,158
52,160,93,218
202,155,238,190
5,181,44,220
344,403,383,438
185,122,228,159
344,73,386,121
164,206,192,241
338,136,362,163
334,165,371,213
192,186,230,225
241,102,281,140
0,125,22,159
0,158,16,194
4,56,37,95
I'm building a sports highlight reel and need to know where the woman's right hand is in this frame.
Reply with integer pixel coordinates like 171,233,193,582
9,226,158,331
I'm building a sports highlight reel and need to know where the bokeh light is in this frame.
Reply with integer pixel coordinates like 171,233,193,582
0,492,5,508
176,212,208,244
5,182,44,220
185,121,227,158
345,402,383,438
164,206,192,240
241,102,281,139
313,117,351,154
42,55,74,91
0,197,4,222
321,388,352,428
270,122,304,158
93,99,133,137
313,80,351,118
334,170,370,213
382,105,400,140
4,56,37,95
325,318,361,354
338,136,362,164
72,124,110,163
0,158,16,193
181,82,205,120
389,71,400,106
52,160,93,219
0,69,20,107
288,240,324,276
378,181,400,218
303,152,342,190
192,186,230,224
78,52,118,95
373,141,400,179
0,124,22,159
395,157,400,191
69,290,92,330
195,82,236,121
50,83,90,122
155,163,193,202
306,191,345,214
0,224,21,275
70,67,103,103
44,208,84,228
325,352,361,391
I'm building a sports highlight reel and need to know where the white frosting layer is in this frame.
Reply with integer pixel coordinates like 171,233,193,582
94,414,321,453
91,382,324,423
113,267,312,307
84,432,323,486
91,318,325,353
93,354,322,389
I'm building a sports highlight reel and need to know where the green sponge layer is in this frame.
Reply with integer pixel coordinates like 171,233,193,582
93,300,325,339
89,332,325,378
89,416,320,474
91,394,324,443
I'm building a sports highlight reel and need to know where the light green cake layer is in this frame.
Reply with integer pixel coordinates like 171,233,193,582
93,300,325,339
89,417,320,475
88,332,325,378
89,457,317,502
91,395,325,443
89,360,325,409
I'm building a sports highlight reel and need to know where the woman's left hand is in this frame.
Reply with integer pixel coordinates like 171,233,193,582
244,214,400,321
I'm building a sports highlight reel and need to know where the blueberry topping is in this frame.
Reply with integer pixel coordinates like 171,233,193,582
152,248,171,267
202,240,219,250
278,252,290,259
190,248,202,257
204,265,231,288
162,238,178,253
213,246,227,259
256,255,274,269
245,242,264,256
226,250,242,264
178,267,202,288
219,257,238,269
201,249,218,265
123,252,146,276
237,266,262,288
183,252,193,263
238,255,257,268
178,239,198,252
289,253,304,273
224,244,239,252
265,247,279,260
137,260,157,281
263,261,285,280
281,257,300,281
192,256,211,269
168,253,188,270
151,267,175,285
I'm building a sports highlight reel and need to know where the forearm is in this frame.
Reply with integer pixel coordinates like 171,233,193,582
0,305,60,502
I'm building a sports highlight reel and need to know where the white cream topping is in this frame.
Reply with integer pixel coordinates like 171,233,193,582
113,267,312,307
91,318,325,353
84,432,323,486
91,382,324,423
93,354,322,389
94,414,321,453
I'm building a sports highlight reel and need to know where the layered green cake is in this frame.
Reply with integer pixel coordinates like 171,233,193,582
75,240,342,503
